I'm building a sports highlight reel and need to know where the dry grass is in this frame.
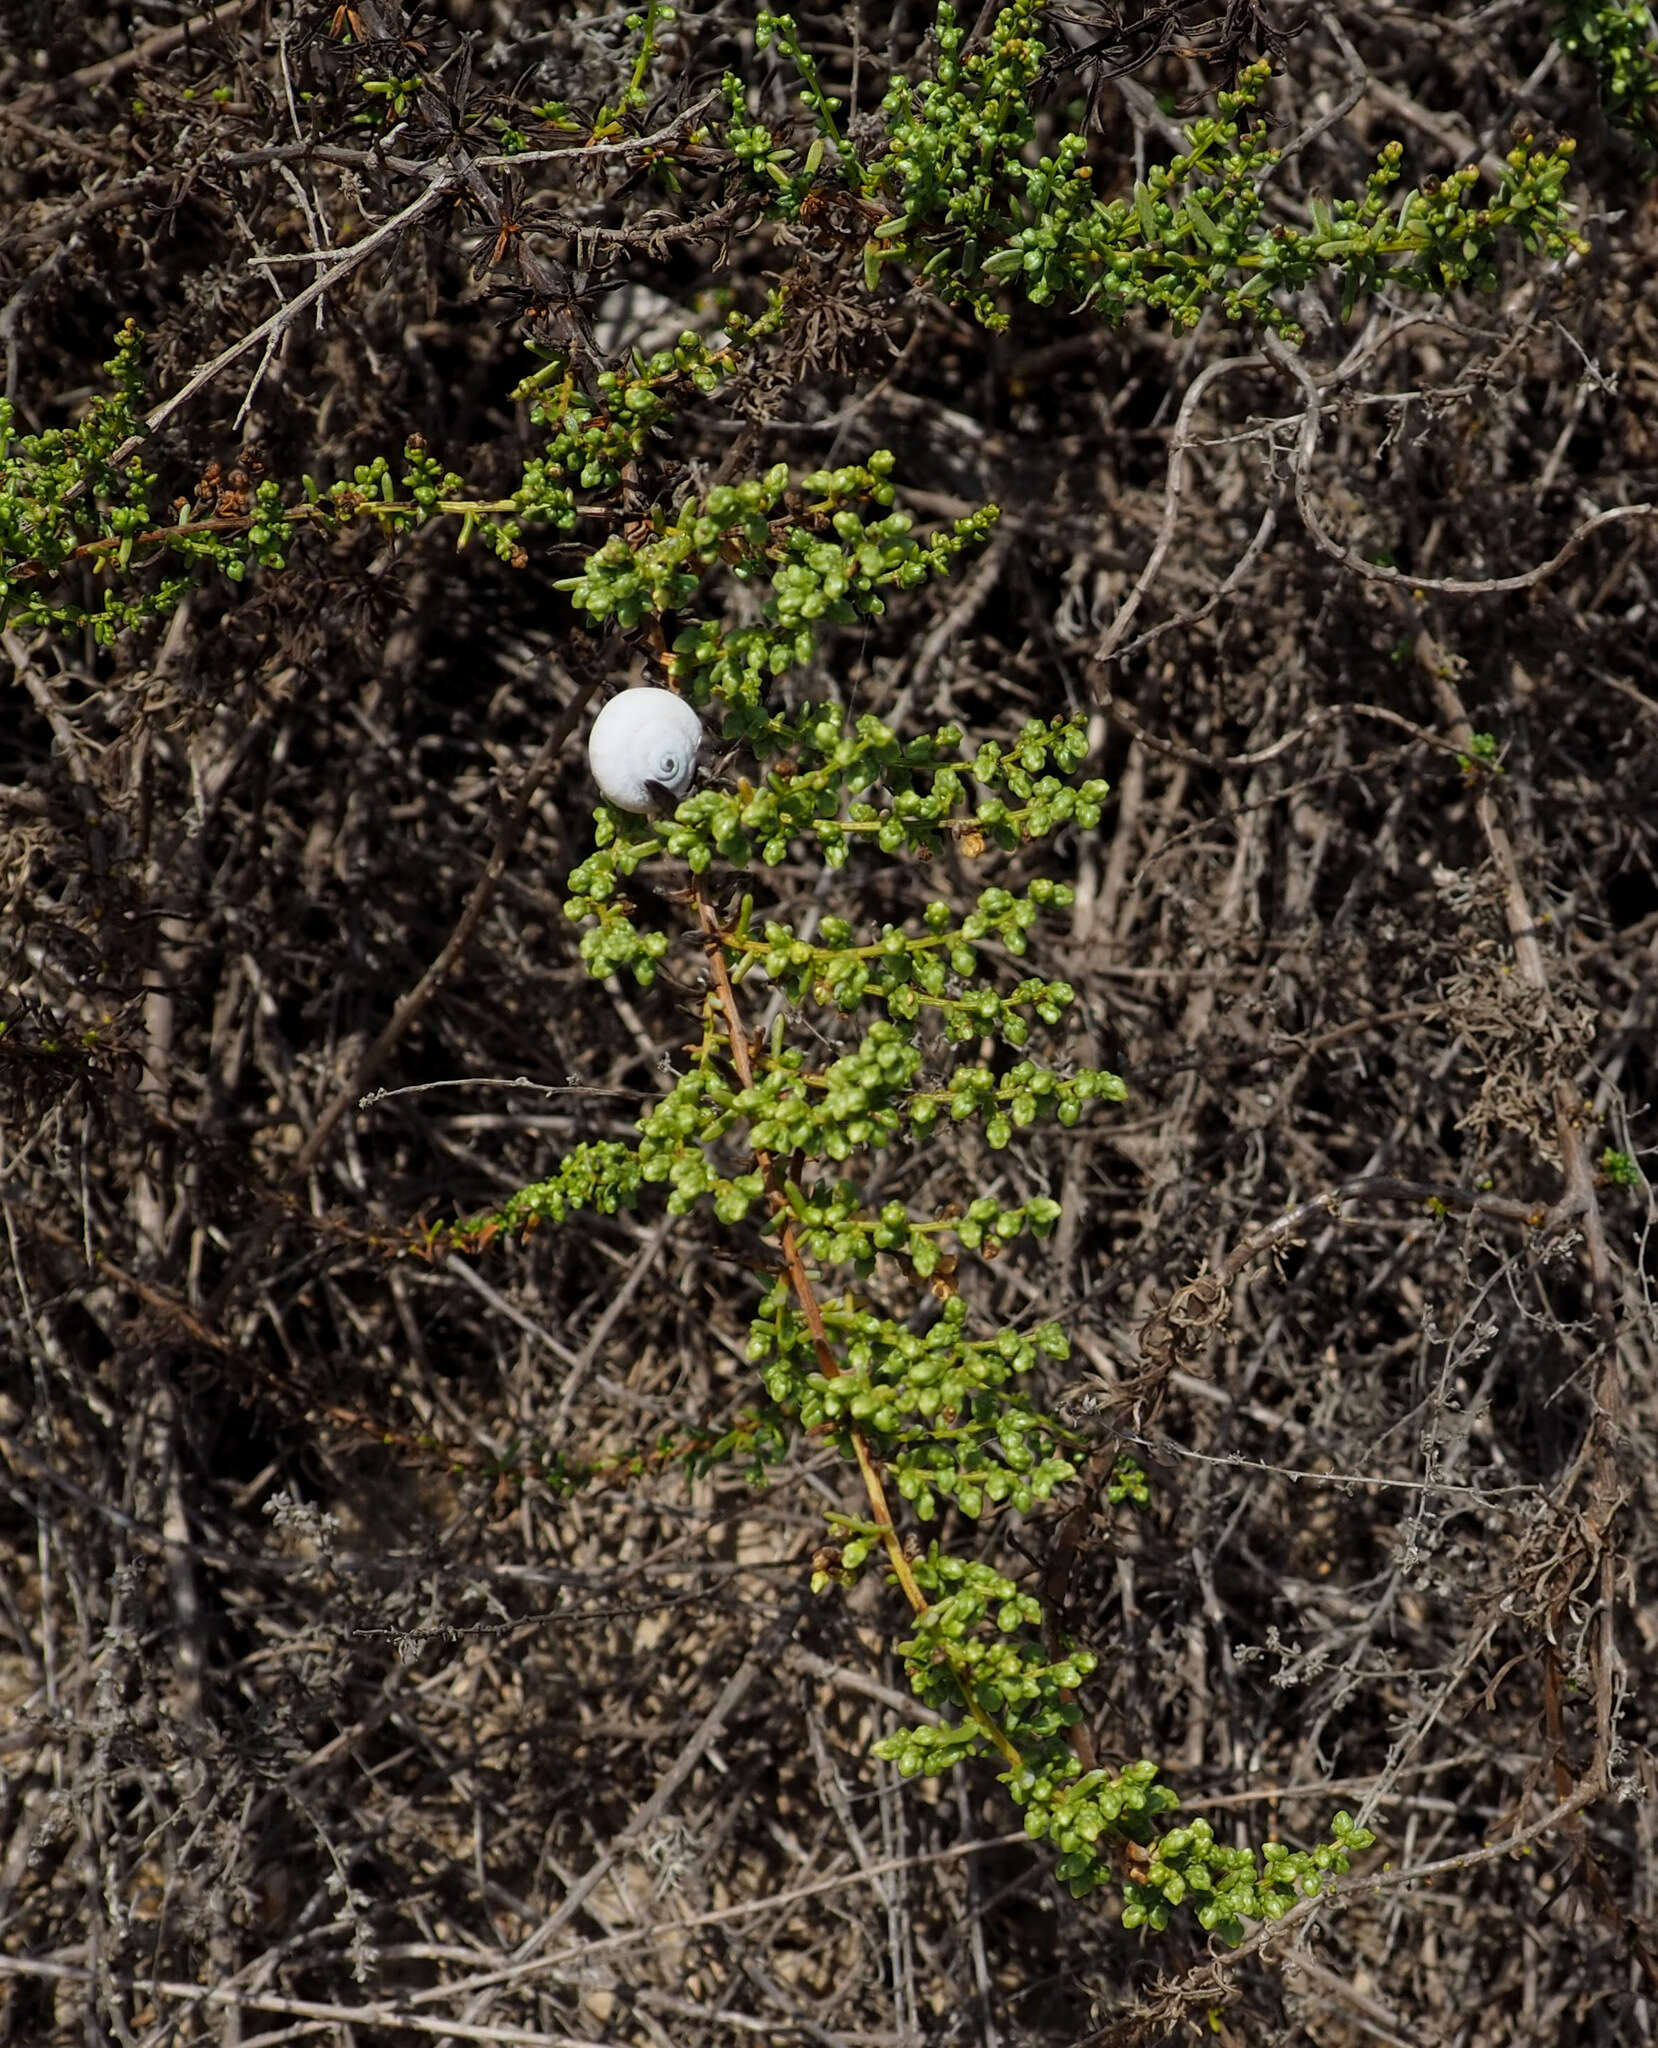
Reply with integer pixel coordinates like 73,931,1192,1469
2,3,1657,2042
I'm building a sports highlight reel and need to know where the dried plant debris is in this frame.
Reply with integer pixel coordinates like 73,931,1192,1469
2,2,1658,2044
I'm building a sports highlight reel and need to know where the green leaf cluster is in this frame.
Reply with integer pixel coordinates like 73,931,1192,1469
0,323,284,640
1115,1810,1377,1933
743,2,1587,335
1557,0,1658,141
1600,1147,1643,1187
554,451,991,659
0,324,757,639
2,2,1598,646
567,686,1112,988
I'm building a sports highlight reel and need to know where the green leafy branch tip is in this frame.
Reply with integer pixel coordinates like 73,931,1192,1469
1557,1,1658,143
745,3,1587,334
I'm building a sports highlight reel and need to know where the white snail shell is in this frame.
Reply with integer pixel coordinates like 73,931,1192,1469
586,687,703,813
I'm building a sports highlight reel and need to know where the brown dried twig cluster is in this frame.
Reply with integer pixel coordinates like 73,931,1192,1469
2,3,1657,2044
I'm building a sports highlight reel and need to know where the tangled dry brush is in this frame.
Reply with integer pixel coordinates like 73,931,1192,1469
2,1,1658,2042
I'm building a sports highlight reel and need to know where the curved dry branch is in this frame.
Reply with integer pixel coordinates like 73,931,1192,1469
1266,330,1657,596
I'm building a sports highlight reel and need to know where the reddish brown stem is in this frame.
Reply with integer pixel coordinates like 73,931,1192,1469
692,885,1023,1769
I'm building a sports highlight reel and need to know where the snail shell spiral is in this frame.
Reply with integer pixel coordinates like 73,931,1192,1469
586,688,704,813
